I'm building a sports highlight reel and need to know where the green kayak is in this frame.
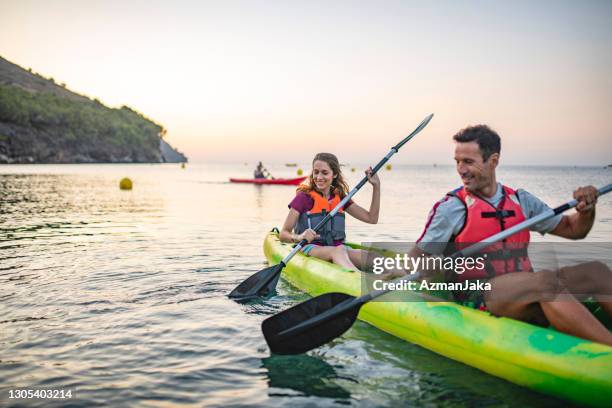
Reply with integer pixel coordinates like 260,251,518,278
263,231,612,407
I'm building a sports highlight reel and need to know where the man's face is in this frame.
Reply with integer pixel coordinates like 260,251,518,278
454,141,497,193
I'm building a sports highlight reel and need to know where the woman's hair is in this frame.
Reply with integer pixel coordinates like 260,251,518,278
298,152,350,197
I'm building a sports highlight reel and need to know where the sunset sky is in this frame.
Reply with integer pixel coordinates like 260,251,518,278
1,0,611,165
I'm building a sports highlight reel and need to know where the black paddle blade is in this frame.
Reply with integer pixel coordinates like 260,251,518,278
228,263,284,300
262,292,361,354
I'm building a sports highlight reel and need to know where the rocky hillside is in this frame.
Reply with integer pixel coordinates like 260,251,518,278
0,56,187,163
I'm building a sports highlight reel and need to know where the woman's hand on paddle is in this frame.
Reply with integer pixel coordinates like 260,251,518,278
574,185,598,213
299,229,319,243
365,166,380,187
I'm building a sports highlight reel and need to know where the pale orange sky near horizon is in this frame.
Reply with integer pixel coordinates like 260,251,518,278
1,0,611,165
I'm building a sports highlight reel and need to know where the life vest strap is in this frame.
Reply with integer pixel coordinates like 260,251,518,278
481,209,516,219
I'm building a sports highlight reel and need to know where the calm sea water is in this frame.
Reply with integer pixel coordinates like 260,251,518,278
1,163,611,407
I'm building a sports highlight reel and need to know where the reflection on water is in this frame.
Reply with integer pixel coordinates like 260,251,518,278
262,354,353,400
0,163,609,406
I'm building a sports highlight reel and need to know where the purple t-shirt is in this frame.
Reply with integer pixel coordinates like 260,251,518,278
288,192,352,246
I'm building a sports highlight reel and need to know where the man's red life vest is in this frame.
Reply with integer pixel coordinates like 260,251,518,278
295,190,346,246
448,185,532,281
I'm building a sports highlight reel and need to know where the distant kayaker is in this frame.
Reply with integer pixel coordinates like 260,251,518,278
408,124,612,346
254,161,273,179
279,152,380,271
254,162,266,179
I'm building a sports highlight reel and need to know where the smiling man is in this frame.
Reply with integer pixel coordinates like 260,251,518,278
412,125,612,346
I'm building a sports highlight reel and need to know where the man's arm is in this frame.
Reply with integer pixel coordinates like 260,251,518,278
550,186,597,239
382,204,460,279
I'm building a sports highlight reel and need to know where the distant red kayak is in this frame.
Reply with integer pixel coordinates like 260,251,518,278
229,176,307,185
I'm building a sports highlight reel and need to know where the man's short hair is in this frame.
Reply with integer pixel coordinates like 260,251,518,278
453,125,501,161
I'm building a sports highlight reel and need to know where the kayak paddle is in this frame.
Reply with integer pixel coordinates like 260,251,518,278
263,166,275,180
228,113,434,301
262,183,612,354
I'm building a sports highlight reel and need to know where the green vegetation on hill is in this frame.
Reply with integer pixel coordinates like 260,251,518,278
0,84,162,162
0,56,187,163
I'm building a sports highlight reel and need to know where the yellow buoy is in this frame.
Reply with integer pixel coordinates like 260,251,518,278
385,164,392,171
181,162,186,169
119,177,133,190
351,168,356,172
297,168,303,176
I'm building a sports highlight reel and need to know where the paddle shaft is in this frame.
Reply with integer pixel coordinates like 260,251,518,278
280,114,434,266
277,183,612,338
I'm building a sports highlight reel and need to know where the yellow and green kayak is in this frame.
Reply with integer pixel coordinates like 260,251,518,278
263,231,612,407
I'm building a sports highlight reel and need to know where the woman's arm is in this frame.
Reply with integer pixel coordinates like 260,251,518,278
279,208,319,243
345,167,380,224
279,209,301,243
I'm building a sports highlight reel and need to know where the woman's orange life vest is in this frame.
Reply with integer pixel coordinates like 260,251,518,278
294,190,346,246
448,185,532,281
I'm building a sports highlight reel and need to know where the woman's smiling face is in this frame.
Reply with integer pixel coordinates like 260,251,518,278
312,160,334,194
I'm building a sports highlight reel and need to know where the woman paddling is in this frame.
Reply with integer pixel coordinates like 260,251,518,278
279,152,380,271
